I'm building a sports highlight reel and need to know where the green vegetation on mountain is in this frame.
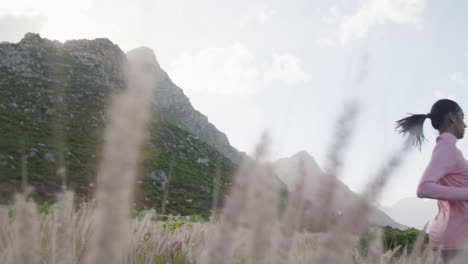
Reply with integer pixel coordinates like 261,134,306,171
0,34,236,219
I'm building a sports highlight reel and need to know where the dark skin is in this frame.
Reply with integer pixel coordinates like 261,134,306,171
439,110,466,139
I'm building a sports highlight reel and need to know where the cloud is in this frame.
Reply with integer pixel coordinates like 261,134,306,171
320,0,425,46
0,0,96,41
0,14,46,42
264,53,310,84
259,8,276,25
0,0,93,16
450,71,468,86
169,43,261,96
168,42,310,96
340,0,424,44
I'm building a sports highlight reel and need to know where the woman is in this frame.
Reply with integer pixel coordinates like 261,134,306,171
396,99,467,263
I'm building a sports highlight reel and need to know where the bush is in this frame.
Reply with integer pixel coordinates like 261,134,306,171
359,225,429,255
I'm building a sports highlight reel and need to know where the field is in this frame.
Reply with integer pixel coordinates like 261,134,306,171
0,47,451,264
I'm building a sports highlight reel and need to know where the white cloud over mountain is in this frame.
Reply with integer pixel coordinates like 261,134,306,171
169,42,310,96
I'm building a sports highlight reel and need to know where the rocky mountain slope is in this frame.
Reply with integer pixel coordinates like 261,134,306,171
143,48,244,164
273,151,407,230
0,33,239,218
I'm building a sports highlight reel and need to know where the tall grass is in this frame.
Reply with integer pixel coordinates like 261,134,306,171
0,56,453,263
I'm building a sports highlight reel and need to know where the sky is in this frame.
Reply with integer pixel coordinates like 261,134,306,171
1,0,467,206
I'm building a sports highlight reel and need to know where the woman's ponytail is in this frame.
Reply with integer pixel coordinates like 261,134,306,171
395,114,430,149
396,99,463,149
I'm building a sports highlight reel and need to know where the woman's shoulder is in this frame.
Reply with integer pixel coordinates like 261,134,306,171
433,141,464,161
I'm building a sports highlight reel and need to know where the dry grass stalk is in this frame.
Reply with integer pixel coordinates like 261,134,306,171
248,163,278,264
81,52,157,264
314,140,411,264
383,245,402,263
312,102,359,230
349,140,411,231
52,191,75,264
409,223,428,263
75,201,97,262
205,162,251,264
36,207,53,263
274,155,307,264
368,228,384,264
421,241,435,264
206,134,269,264
12,194,38,264
313,230,356,264
0,207,13,263
398,246,408,264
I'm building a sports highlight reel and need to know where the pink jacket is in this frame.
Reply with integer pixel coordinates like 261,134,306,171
417,132,468,250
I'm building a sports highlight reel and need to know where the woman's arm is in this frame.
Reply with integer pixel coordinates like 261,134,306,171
417,143,468,200
417,182,468,200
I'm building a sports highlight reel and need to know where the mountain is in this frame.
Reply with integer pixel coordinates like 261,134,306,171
128,47,244,164
0,33,240,218
380,197,438,229
273,151,408,230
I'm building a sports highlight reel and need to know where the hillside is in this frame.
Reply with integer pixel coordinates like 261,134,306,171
0,33,238,218
273,151,407,230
